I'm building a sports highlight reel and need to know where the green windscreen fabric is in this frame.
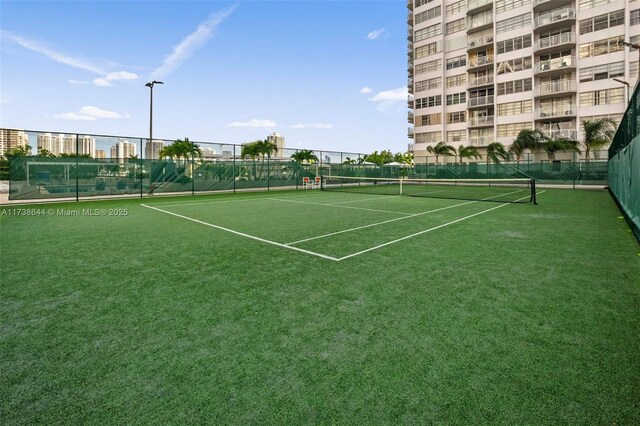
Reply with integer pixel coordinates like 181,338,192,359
608,135,640,241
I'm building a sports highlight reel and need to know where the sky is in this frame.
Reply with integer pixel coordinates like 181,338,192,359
0,0,410,155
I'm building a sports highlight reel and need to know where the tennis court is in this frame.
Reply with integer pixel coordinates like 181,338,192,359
1,186,639,424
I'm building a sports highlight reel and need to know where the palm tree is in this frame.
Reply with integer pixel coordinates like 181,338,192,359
457,145,481,163
290,149,319,183
486,142,509,165
426,142,456,164
255,139,278,180
241,141,261,180
509,129,546,164
6,144,31,156
37,147,56,157
581,118,616,161
159,144,176,160
343,157,356,165
541,137,581,161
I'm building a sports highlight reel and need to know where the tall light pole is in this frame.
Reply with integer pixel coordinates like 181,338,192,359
613,78,630,105
145,80,164,147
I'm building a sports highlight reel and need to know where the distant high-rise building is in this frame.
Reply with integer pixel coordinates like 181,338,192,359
406,0,640,163
0,128,30,157
111,139,137,162
267,132,286,157
37,133,64,156
78,135,96,157
95,150,107,159
144,140,164,160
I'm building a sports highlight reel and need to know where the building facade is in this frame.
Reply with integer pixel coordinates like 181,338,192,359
407,0,640,163
267,132,286,158
0,128,30,157
111,139,137,162
145,140,164,160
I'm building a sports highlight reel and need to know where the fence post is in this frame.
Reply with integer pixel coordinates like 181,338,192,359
140,138,144,198
75,134,79,202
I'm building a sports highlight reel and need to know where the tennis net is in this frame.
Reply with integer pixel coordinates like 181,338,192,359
321,176,537,204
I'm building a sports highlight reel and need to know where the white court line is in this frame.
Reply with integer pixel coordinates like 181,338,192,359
327,195,399,205
285,199,478,245
284,188,526,245
267,197,414,216
336,191,545,261
140,204,340,261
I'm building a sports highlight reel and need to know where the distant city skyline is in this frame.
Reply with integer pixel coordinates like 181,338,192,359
0,0,410,154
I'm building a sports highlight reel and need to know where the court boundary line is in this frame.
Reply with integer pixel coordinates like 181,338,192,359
141,190,544,262
140,203,340,261
267,197,414,216
335,191,545,261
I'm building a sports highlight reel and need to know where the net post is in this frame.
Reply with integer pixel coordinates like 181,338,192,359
531,179,537,205
320,175,325,191
400,176,403,195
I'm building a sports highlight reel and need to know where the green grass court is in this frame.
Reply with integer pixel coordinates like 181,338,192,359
1,187,639,424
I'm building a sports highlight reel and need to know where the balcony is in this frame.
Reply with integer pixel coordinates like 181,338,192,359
467,15,493,34
408,94,414,109
534,105,577,120
468,74,494,88
408,127,414,139
408,112,414,124
467,35,494,51
407,0,413,11
467,0,492,15
540,129,578,141
407,12,413,24
534,80,576,98
408,143,414,153
468,95,494,108
407,28,413,42
534,32,576,53
533,0,572,12
534,8,576,32
469,136,493,147
534,56,576,75
468,115,494,127
468,54,494,70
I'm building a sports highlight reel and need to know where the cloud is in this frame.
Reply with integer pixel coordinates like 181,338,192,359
360,86,373,94
150,6,236,79
369,87,408,103
2,31,105,74
228,119,277,128
68,79,89,85
367,28,386,40
92,71,139,87
290,123,333,129
54,106,130,121
368,87,408,114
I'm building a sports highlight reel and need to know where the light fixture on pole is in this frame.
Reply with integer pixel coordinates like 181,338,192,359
618,40,640,88
613,78,630,105
145,80,164,147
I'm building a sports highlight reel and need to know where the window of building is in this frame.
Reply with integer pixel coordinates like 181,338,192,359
446,74,467,88
496,56,532,74
447,130,466,143
631,9,640,26
446,92,466,105
417,113,442,126
496,34,532,54
497,122,532,137
415,77,442,92
446,54,467,69
630,61,639,79
415,131,442,144
446,18,466,35
448,111,466,124
415,95,442,109
580,88,625,106
416,41,442,58
578,0,617,10
415,24,442,42
581,114,622,124
579,62,624,82
496,0,531,14
496,12,531,34
579,36,624,58
579,10,624,34
446,0,465,16
415,5,441,25
497,100,533,116
415,0,435,7
497,78,532,95
415,59,442,76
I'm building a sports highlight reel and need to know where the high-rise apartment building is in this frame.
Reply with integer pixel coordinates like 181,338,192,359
144,140,164,160
111,139,137,162
267,132,286,158
0,128,30,157
407,0,640,163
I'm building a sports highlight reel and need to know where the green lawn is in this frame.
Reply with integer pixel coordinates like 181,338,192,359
1,188,639,424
